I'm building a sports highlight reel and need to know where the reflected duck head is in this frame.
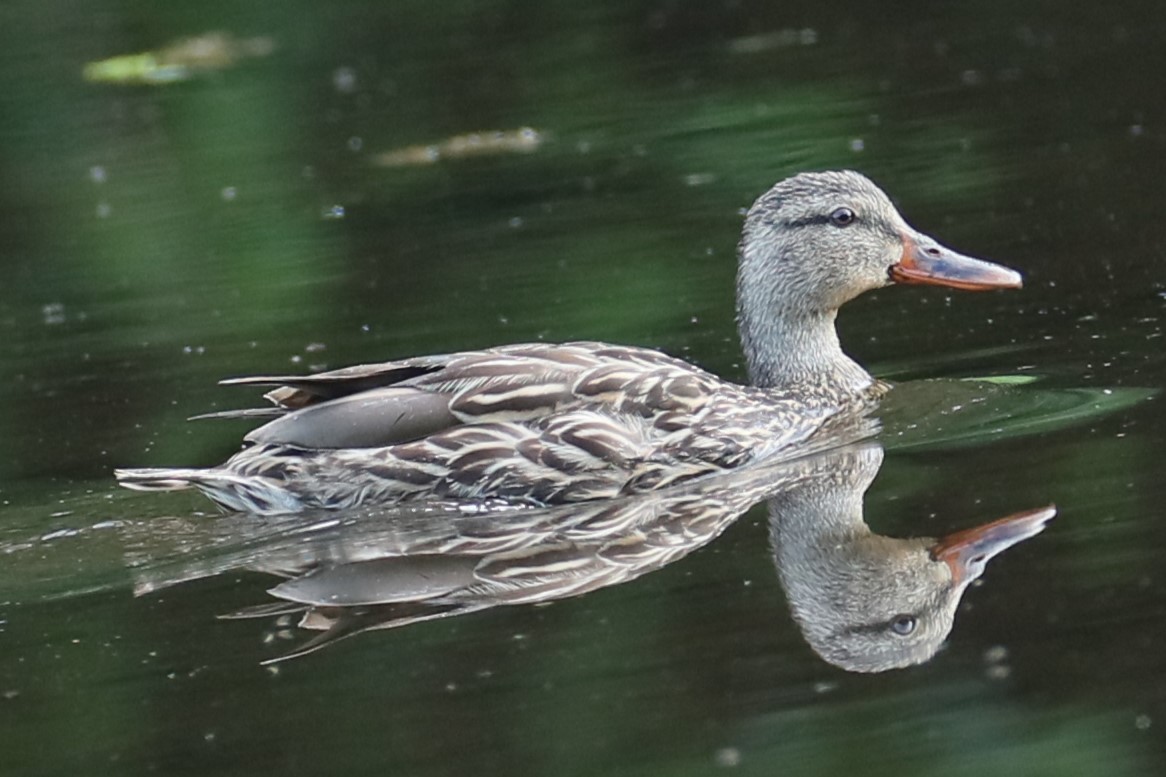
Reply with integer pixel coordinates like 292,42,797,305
777,504,1055,673
737,170,1022,390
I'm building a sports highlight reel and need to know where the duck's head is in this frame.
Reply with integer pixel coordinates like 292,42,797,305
737,170,1021,388
739,170,1021,312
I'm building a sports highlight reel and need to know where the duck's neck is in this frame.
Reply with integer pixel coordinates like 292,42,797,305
737,301,873,394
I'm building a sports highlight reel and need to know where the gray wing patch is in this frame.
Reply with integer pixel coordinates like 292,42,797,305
244,387,460,448
268,555,480,606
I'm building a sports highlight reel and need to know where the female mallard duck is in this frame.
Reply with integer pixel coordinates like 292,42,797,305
117,171,1021,514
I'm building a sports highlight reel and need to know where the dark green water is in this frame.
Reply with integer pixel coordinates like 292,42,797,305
2,2,1165,775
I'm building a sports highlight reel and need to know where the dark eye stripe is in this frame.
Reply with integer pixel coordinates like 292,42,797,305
785,210,861,229
836,613,920,639
783,213,901,237
784,215,835,229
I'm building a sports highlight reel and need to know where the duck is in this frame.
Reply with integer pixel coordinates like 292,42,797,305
116,170,1022,514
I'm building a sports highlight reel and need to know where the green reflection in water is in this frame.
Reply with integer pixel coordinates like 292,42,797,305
1,1,1165,776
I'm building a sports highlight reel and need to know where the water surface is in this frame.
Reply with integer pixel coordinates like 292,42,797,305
1,2,1165,775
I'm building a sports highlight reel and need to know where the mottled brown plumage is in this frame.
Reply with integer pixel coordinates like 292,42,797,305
116,171,1022,514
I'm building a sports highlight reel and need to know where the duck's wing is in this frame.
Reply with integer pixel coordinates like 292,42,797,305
212,342,726,450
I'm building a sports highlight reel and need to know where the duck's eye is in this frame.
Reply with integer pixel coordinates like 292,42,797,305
830,207,856,226
890,615,917,636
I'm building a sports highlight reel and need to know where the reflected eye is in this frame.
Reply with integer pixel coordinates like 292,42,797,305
830,207,856,227
890,615,917,636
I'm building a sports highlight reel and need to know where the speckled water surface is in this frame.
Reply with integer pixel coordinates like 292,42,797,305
1,2,1164,775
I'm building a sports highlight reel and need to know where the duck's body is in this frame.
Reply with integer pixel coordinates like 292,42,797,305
119,342,876,513
117,171,1022,514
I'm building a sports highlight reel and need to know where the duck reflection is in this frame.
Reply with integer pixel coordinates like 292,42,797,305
768,445,1053,672
133,444,1053,668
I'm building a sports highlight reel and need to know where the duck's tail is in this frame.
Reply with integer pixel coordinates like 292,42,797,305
114,467,304,514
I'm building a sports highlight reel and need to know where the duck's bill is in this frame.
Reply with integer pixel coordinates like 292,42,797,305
891,235,1023,290
930,504,1056,586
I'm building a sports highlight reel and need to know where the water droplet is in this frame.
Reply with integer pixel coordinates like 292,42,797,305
988,644,1016,662
714,747,742,767
333,66,357,93
985,664,1011,680
42,303,66,325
